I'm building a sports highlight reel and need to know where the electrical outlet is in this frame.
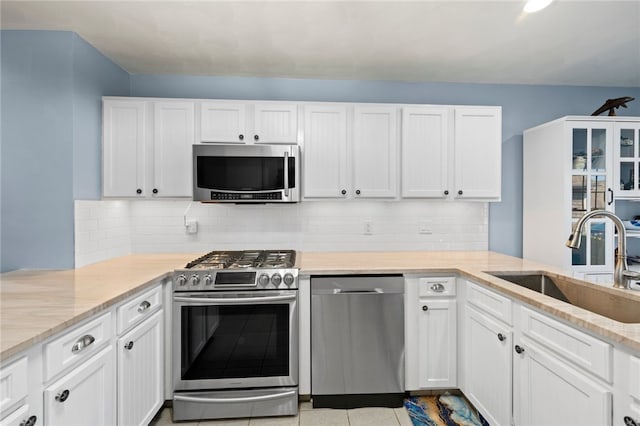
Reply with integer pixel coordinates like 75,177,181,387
364,221,373,235
419,223,433,234
185,220,198,234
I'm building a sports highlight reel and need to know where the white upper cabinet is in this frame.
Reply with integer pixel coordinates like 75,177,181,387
401,106,501,201
153,101,194,197
199,101,298,144
453,107,502,200
103,98,194,198
200,102,247,143
401,107,450,198
103,100,146,198
303,105,349,198
352,106,398,198
614,122,640,198
254,103,299,144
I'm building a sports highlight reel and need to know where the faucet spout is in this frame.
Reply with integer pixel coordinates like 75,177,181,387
566,209,632,289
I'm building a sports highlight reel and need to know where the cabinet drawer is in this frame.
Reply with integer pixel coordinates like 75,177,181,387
466,281,512,325
631,355,640,400
117,285,162,334
519,306,612,382
418,277,456,297
0,357,28,417
0,403,30,426
44,312,112,381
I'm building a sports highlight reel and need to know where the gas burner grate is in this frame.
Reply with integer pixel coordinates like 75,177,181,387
185,250,296,269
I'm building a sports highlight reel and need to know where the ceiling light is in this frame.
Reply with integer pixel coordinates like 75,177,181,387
524,0,554,13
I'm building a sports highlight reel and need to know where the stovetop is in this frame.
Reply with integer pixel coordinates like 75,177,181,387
184,250,296,270
174,250,298,291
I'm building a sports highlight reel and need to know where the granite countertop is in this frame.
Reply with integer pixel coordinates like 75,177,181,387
2,251,639,362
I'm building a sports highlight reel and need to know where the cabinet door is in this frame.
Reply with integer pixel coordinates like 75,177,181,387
569,123,614,273
453,107,501,199
401,107,450,198
117,310,163,426
44,345,114,426
464,305,512,426
153,101,194,197
353,106,398,198
303,105,348,198
103,100,146,197
200,102,247,143
614,122,640,198
417,298,456,388
254,103,298,144
514,338,612,426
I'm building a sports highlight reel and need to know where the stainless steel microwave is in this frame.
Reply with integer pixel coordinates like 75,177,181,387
193,144,300,203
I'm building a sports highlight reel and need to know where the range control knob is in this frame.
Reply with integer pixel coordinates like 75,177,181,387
190,274,200,286
176,274,187,286
283,273,295,286
258,274,270,287
203,274,213,286
271,273,282,286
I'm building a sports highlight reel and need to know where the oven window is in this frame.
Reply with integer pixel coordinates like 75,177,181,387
197,157,296,191
180,304,290,380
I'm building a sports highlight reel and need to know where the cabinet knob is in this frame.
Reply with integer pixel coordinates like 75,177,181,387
458,190,463,195
355,189,361,195
444,190,449,195
341,189,347,195
124,341,134,350
138,300,151,313
624,416,638,426
239,134,244,141
254,135,259,141
430,283,445,293
20,415,37,426
422,305,428,311
514,345,525,354
136,188,142,194
497,333,506,342
55,389,70,403
152,188,158,194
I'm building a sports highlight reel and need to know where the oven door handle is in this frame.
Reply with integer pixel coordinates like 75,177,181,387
173,294,297,304
174,390,297,404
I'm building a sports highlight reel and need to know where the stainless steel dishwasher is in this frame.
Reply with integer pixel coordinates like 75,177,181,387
311,275,405,408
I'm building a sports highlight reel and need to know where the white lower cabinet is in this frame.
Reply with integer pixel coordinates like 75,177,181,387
405,276,457,390
117,309,164,426
514,337,611,426
464,304,512,426
462,279,616,426
44,345,115,426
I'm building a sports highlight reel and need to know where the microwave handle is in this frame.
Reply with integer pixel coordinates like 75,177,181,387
284,151,289,197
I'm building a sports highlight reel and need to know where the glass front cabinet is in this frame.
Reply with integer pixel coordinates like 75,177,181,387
522,117,640,284
569,123,614,276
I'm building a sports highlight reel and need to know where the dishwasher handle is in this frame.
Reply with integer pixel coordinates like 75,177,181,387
333,288,383,294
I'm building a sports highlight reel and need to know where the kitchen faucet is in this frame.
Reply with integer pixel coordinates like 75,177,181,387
566,209,640,290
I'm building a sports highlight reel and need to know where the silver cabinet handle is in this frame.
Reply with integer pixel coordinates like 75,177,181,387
515,345,525,354
422,305,428,311
137,300,151,313
430,283,446,292
55,389,70,402
624,416,638,426
124,341,134,350
71,334,95,354
284,151,290,197
174,390,296,404
497,333,506,342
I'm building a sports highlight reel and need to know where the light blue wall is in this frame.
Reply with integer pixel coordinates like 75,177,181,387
131,75,640,257
1,30,129,272
2,29,639,271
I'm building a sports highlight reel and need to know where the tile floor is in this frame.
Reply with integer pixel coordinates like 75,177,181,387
149,401,413,426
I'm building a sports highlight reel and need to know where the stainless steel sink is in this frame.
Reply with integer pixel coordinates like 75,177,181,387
487,272,640,324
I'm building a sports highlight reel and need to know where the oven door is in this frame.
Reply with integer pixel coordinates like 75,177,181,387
172,290,298,391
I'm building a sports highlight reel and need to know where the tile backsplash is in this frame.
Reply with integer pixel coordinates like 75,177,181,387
75,199,488,266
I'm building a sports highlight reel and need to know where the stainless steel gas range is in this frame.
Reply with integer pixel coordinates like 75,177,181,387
172,250,298,422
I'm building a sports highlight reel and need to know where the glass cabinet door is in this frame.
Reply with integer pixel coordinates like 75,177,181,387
615,124,640,197
570,125,613,270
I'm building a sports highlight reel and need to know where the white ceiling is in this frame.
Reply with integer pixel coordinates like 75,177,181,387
2,0,640,87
